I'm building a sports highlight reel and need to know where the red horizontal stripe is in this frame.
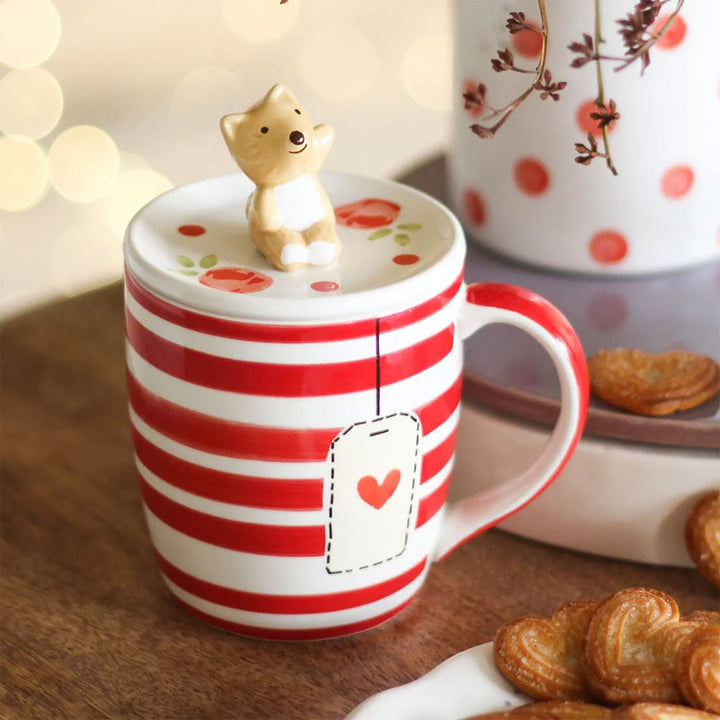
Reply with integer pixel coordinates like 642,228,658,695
417,374,461,435
126,268,462,343
140,476,325,556
126,308,454,396
421,429,457,483
127,369,460,463
378,274,462,334
157,551,427,614
170,595,415,640
126,309,370,396
132,428,323,510
134,415,458,512
381,327,454,388
416,471,451,529
127,371,338,461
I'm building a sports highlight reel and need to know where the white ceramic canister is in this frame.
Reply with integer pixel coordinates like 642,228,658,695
451,0,720,275
124,171,588,640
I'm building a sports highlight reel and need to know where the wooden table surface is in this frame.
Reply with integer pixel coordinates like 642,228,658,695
1,282,716,720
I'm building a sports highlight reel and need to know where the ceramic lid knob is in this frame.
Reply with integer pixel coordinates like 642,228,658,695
220,84,341,272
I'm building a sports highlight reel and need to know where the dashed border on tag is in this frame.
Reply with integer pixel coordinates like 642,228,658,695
325,412,420,575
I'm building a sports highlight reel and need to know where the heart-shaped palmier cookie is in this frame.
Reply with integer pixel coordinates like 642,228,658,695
465,700,613,719
675,624,720,715
587,349,720,416
494,601,600,701
682,610,720,626
611,702,720,719
684,492,720,589
466,702,717,720
581,587,684,704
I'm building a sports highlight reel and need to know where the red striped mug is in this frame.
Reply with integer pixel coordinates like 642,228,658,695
124,172,588,640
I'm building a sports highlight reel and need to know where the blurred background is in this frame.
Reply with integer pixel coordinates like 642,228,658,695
0,0,454,319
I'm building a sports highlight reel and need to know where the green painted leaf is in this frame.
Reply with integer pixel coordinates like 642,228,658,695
177,255,194,268
172,268,199,276
396,223,422,231
394,233,411,246
199,254,218,268
368,228,392,240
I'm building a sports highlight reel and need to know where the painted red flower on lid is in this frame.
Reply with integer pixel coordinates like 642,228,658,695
200,267,273,293
335,198,402,230
173,254,273,293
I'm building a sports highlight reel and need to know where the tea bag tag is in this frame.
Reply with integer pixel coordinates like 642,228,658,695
325,412,421,574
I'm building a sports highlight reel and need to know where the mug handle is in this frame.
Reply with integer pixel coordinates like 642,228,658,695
433,282,589,560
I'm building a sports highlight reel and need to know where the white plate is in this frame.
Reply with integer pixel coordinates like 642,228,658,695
346,642,530,720
453,405,719,567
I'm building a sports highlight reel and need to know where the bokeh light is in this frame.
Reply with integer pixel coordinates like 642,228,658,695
0,135,49,211
172,66,245,120
0,67,64,140
299,23,378,101
221,0,299,43
50,223,124,297
0,0,62,68
48,125,120,203
401,33,453,112
104,167,173,238
117,150,151,173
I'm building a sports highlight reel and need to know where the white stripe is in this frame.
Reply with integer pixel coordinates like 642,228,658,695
126,342,462,428
161,569,427,630
144,506,442,594
422,455,455,496
126,285,460,363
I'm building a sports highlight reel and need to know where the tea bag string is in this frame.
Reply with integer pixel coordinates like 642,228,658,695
375,318,381,417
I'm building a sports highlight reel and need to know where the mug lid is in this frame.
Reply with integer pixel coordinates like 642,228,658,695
124,171,465,323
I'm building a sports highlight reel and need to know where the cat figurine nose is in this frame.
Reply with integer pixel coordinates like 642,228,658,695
289,130,305,145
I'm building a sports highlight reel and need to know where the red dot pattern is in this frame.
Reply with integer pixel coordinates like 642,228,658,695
178,224,207,236
511,22,543,58
654,14,686,48
576,99,618,137
311,281,339,293
392,254,420,266
473,124,705,267
461,9,709,271
463,187,487,226
661,165,694,198
513,157,550,196
589,230,629,265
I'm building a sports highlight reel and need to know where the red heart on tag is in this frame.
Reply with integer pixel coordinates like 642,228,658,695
357,469,401,509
